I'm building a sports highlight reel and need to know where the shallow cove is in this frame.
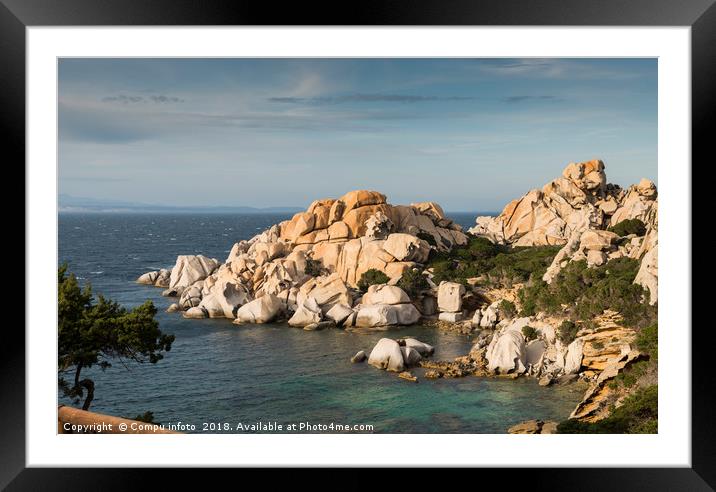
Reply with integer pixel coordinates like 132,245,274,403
59,213,585,433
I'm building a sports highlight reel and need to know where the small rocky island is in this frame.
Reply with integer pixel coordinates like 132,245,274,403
138,159,658,432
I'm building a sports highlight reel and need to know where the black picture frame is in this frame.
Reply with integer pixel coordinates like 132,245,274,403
4,0,710,488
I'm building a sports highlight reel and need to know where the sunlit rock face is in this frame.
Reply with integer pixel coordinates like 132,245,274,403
138,190,467,320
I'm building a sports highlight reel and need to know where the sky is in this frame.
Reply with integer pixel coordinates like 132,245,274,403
58,58,657,211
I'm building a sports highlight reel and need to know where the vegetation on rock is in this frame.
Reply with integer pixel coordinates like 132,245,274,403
636,323,658,361
498,299,517,319
518,257,656,328
557,385,657,434
427,236,560,288
521,325,539,342
396,268,430,297
557,320,579,345
608,218,647,237
58,264,174,410
357,268,390,292
304,257,324,277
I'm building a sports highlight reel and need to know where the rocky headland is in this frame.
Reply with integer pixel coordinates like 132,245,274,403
137,159,658,431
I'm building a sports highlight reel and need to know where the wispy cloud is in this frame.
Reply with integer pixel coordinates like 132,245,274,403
101,94,184,104
503,95,561,103
268,93,476,105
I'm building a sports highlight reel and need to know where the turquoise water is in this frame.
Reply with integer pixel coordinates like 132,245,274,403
58,213,585,433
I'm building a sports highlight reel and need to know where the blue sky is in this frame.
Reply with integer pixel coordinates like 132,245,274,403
58,58,657,211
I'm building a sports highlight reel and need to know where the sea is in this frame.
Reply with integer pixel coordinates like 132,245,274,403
58,212,585,433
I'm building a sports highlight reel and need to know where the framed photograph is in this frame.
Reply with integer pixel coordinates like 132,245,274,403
6,0,711,487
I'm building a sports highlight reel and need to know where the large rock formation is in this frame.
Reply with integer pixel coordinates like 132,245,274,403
468,159,657,247
138,190,467,324
469,159,658,304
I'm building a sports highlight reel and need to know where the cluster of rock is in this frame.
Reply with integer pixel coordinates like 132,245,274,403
137,190,470,329
134,160,657,427
474,311,636,382
469,159,658,303
351,337,435,381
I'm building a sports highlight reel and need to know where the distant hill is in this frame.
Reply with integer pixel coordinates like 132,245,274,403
58,194,304,214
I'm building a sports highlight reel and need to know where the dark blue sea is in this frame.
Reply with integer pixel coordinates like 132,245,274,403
58,212,584,433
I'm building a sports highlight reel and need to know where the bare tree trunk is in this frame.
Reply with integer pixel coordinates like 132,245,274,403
72,363,95,411
79,379,95,411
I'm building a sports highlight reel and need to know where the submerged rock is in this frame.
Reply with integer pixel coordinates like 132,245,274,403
351,350,367,363
398,371,418,382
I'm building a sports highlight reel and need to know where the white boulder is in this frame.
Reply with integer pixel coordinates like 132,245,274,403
361,284,410,305
136,271,159,285
403,338,434,356
438,312,464,322
367,338,405,372
183,306,208,319
288,297,322,327
437,281,465,313
169,255,219,290
485,330,527,374
382,233,431,263
233,295,284,324
563,338,584,375
325,303,355,326
354,303,420,328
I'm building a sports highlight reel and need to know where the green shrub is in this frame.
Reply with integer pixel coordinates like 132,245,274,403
636,323,658,361
467,236,503,259
614,360,649,388
557,320,579,345
517,257,656,328
397,269,430,297
521,325,539,341
498,299,517,319
592,341,604,350
557,385,657,434
425,239,559,288
304,258,324,277
608,218,647,237
357,269,390,292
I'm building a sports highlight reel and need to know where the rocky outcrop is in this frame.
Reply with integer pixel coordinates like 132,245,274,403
634,230,658,304
136,268,171,288
478,310,638,385
169,255,220,293
469,160,657,249
468,160,657,304
366,337,433,373
138,190,468,324
469,160,610,246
